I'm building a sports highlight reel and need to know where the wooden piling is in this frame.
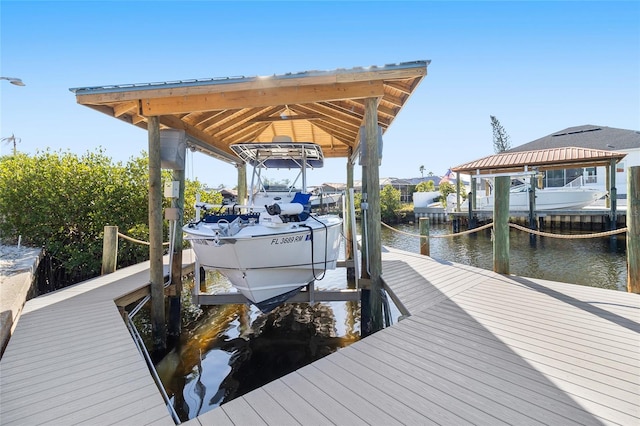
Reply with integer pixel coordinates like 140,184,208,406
345,155,355,280
361,97,383,334
236,162,247,205
419,217,430,256
101,225,118,275
528,175,537,246
628,166,639,293
493,176,510,274
168,166,185,342
147,116,166,354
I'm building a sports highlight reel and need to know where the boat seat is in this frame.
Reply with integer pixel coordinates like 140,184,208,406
291,192,312,220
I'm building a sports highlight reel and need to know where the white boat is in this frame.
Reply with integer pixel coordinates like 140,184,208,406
310,191,342,208
412,191,441,208
456,177,606,211
183,138,343,312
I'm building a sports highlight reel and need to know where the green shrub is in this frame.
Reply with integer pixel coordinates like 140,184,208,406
0,149,219,289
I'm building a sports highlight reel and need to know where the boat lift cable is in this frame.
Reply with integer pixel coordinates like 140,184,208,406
301,215,329,281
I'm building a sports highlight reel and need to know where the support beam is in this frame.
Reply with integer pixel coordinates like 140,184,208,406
168,165,186,343
345,150,355,265
148,116,166,355
141,81,386,115
361,97,383,335
493,176,510,274
627,166,639,293
236,162,247,205
528,174,537,246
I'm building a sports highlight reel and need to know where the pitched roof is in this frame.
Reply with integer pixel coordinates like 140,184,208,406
452,146,627,175
69,61,429,164
507,125,640,153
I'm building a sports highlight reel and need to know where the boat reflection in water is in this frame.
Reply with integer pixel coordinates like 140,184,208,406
155,272,360,421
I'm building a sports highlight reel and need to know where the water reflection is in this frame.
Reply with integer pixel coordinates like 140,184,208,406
156,272,360,421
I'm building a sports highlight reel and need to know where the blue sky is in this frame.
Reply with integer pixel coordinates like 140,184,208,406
1,1,639,188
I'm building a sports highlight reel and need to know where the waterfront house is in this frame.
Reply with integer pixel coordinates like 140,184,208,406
505,125,640,197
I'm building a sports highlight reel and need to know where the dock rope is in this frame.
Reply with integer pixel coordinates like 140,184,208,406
381,221,494,238
117,232,171,246
381,221,628,240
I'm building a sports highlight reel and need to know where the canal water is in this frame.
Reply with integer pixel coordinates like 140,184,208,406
145,222,627,421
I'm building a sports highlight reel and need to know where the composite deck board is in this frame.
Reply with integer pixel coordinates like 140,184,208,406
452,288,639,345
446,297,640,365
378,324,613,425
279,372,369,425
295,363,404,425
308,357,435,425
2,246,638,425
0,257,174,426
317,353,467,425
261,378,332,424
241,388,301,426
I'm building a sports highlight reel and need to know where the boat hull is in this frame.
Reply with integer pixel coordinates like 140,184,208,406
186,216,343,304
466,188,605,211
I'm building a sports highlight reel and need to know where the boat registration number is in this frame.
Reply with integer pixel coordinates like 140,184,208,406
271,235,307,245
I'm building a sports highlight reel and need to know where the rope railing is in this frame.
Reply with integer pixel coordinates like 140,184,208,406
117,231,171,246
381,221,628,240
507,222,628,239
381,221,493,239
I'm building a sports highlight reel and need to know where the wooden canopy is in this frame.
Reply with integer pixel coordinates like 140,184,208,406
70,61,429,164
452,146,627,175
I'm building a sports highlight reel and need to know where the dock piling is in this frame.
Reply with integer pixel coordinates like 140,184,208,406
628,166,639,293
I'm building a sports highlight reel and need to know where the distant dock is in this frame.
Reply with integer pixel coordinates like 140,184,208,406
416,200,628,230
1,248,638,425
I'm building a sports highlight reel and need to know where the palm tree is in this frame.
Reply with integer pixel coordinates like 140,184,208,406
1,134,20,155
419,165,425,178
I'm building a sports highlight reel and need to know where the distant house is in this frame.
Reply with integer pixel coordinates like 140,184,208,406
506,125,640,196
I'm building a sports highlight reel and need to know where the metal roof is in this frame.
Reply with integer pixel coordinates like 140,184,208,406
70,61,429,165
452,146,627,175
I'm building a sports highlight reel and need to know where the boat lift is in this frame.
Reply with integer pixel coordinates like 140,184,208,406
192,189,361,307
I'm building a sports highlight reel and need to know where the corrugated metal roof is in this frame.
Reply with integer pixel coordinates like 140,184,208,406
452,146,627,174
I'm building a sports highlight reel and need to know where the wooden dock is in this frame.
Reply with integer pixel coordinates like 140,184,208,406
1,248,638,425
187,247,639,425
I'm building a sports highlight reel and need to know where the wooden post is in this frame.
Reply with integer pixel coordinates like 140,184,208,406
236,162,247,205
528,174,537,246
605,166,611,209
361,97,383,335
609,159,618,251
456,173,462,213
419,217,430,256
148,116,166,355
168,165,185,343
627,166,639,293
101,225,118,275
345,152,355,280
470,176,476,210
493,176,510,274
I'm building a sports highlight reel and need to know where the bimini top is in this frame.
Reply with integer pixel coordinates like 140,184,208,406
230,141,324,169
